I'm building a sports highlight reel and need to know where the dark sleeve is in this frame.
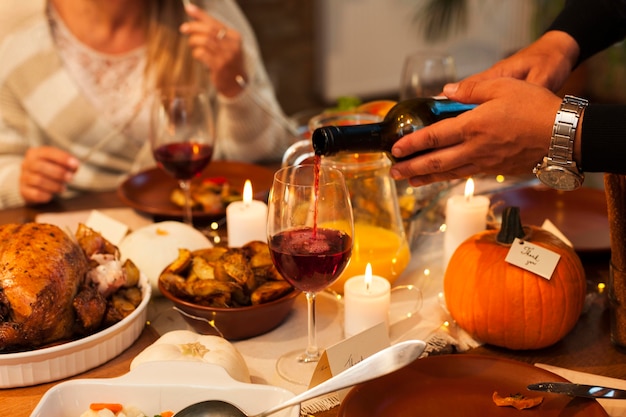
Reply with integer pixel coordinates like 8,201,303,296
547,0,626,65
581,104,626,173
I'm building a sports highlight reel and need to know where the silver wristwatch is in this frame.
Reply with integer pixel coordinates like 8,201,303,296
533,95,587,191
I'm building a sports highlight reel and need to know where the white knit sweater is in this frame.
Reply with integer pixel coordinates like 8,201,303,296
0,0,290,209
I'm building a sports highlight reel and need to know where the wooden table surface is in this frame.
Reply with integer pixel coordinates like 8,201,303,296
2,190,626,416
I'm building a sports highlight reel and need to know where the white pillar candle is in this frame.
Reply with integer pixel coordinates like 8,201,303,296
226,180,268,247
344,263,391,338
443,178,490,268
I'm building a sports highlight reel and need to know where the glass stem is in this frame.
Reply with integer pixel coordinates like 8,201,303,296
179,179,193,226
301,291,320,363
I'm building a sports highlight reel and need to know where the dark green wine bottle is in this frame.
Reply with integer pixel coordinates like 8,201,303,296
311,97,475,161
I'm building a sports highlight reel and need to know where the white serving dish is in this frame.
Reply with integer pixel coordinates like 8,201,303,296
30,361,298,417
0,274,151,388
118,221,212,294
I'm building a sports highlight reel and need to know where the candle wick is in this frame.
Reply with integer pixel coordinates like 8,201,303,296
465,194,471,203
366,281,370,292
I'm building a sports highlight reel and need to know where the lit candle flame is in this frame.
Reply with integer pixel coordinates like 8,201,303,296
464,177,475,203
243,179,253,207
364,263,373,292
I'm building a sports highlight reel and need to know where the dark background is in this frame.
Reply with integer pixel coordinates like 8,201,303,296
236,0,326,116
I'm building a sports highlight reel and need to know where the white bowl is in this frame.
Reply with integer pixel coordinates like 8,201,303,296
0,274,151,388
30,361,298,417
118,221,212,294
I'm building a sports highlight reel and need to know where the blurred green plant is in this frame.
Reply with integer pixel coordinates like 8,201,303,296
412,0,469,42
412,0,565,42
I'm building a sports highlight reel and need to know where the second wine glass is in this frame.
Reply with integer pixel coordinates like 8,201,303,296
267,164,354,385
150,86,216,225
399,52,456,99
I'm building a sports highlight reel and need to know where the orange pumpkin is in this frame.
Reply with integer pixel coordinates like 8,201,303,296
443,207,586,350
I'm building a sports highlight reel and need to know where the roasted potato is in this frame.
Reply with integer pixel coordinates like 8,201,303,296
74,224,144,332
251,281,294,305
170,178,242,214
159,242,294,308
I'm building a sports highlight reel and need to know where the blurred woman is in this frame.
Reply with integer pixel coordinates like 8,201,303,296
0,0,291,208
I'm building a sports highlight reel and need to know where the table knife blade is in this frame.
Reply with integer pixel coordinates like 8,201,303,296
528,382,626,399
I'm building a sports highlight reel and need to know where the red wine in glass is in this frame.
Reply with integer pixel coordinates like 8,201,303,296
269,226,352,293
153,142,214,180
150,87,215,225
267,164,353,385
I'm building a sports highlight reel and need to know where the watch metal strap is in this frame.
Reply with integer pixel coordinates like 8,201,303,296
547,95,588,167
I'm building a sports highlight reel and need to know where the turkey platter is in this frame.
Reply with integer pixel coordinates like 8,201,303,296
0,223,143,353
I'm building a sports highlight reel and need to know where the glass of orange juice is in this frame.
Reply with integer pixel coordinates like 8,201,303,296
282,109,411,294
321,151,411,294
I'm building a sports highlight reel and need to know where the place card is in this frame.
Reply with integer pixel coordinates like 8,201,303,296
505,238,561,280
308,322,389,398
541,219,573,247
86,210,129,246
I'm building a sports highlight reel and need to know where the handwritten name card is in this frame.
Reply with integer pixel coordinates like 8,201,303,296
505,238,561,280
308,323,389,397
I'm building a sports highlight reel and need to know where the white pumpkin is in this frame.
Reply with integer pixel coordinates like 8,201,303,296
119,221,212,295
130,330,251,383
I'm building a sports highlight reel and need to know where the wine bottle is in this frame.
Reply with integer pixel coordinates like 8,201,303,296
311,97,475,162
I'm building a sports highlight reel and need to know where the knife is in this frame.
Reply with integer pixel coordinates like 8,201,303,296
528,382,626,399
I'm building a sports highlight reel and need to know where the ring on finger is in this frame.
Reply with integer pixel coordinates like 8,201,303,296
216,28,227,40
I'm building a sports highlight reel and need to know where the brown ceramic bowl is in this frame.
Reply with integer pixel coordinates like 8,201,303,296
159,280,301,340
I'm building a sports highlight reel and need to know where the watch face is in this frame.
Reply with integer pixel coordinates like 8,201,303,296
537,166,583,191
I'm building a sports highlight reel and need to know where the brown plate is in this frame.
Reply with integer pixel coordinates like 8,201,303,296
117,161,275,220
490,186,609,253
339,355,608,417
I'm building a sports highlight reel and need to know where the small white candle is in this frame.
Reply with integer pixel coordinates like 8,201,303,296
443,178,490,267
344,263,391,338
226,180,268,247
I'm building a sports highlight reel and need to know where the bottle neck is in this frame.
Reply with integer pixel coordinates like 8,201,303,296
312,124,384,156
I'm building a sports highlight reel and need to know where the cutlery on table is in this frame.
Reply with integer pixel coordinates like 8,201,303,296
528,382,626,399
174,340,426,417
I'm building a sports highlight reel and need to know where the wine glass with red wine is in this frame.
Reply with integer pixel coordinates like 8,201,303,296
150,87,215,225
267,164,354,385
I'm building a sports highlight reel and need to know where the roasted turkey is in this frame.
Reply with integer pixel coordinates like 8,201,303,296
0,223,108,352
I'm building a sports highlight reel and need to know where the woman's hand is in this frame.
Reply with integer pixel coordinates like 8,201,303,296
20,146,79,205
389,78,563,186
180,3,247,98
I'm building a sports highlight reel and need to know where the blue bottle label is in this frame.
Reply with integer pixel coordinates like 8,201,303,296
430,101,476,115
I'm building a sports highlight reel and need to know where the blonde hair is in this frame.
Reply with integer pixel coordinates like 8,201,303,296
144,1,207,92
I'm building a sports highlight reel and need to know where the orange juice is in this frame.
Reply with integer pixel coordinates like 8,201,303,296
328,222,411,294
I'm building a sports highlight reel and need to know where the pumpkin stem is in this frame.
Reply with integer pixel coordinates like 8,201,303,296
497,207,525,244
